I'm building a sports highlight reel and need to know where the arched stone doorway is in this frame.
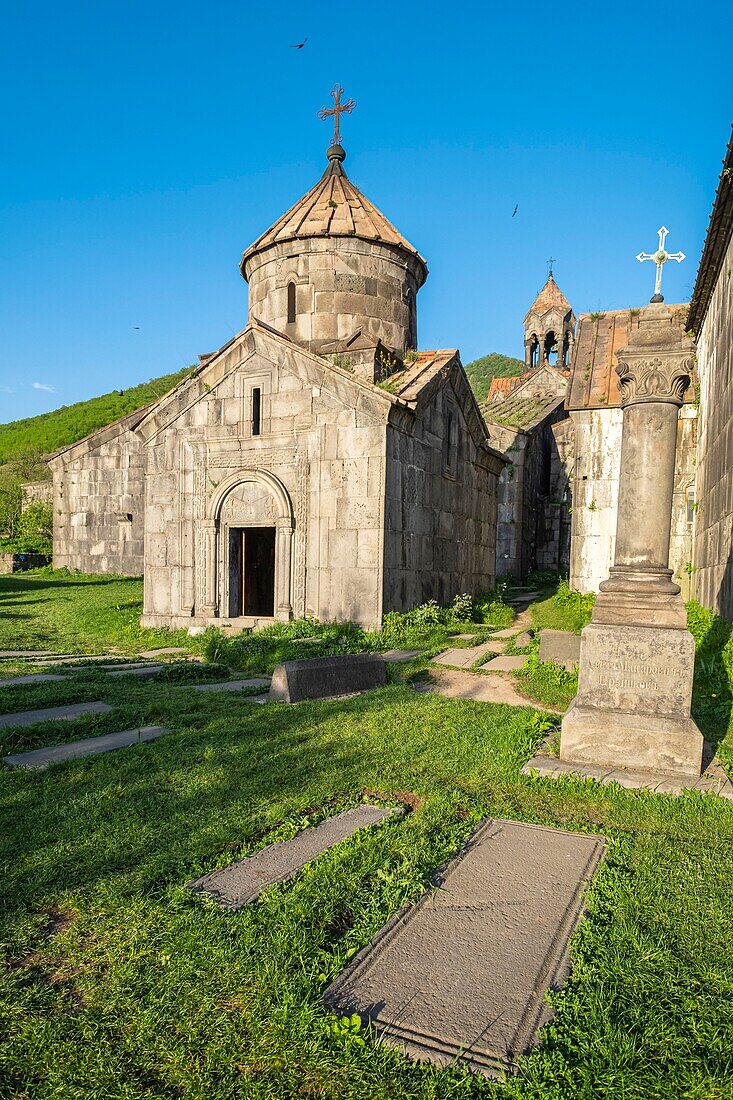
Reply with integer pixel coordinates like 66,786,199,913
202,470,294,621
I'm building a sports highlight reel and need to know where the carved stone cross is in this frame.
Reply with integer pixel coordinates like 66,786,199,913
636,226,685,303
318,84,356,146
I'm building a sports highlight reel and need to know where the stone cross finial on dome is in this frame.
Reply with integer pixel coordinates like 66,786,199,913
318,84,356,149
636,226,686,303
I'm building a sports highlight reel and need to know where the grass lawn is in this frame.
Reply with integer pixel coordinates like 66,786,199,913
0,572,195,656
2,577,733,1097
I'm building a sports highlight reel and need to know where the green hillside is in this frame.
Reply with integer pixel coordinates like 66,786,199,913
463,352,524,401
0,367,193,467
0,366,193,550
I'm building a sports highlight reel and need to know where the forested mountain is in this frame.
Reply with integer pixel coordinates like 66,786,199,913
0,367,192,467
463,352,524,402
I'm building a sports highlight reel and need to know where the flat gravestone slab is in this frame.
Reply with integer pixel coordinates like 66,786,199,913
188,805,397,908
0,650,54,658
269,655,386,703
191,678,270,693
539,630,581,670
107,665,166,678
0,674,68,687
324,818,605,1077
138,647,188,658
3,726,168,770
0,701,112,729
382,649,422,662
483,655,527,672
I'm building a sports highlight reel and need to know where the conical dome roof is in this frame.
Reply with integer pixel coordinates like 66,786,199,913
240,145,427,282
527,273,572,318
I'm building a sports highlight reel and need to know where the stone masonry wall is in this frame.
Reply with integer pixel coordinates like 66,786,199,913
246,237,421,360
383,383,499,610
693,231,733,616
51,429,145,575
139,334,390,630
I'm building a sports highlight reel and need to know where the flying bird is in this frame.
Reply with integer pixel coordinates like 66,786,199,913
133,326,140,330
291,37,307,48
512,204,518,218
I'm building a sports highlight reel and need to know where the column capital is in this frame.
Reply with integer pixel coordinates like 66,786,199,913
615,352,693,408
615,302,694,408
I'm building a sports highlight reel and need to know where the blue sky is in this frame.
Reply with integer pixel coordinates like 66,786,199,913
1,0,730,421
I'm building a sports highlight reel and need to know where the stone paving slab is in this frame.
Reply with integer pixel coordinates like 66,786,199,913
3,726,169,770
523,754,733,799
483,655,528,672
487,628,521,640
0,701,113,729
431,641,504,669
0,674,68,688
538,630,581,670
324,818,605,1077
414,669,541,709
191,678,271,693
188,805,398,908
382,649,422,662
107,665,166,678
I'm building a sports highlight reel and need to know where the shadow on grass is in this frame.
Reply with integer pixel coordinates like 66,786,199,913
0,687,540,920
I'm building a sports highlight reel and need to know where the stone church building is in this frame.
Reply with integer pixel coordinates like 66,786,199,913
484,273,575,579
49,138,506,630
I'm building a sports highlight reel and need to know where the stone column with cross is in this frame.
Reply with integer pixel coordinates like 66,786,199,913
560,291,704,778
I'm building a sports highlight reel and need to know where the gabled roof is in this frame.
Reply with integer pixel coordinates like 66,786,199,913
566,305,689,410
483,364,568,433
240,146,428,283
483,392,565,433
688,126,733,334
487,375,521,400
524,273,573,322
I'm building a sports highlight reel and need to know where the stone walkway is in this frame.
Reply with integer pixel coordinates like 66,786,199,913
188,805,398,908
423,610,548,710
324,817,605,1078
415,668,537,708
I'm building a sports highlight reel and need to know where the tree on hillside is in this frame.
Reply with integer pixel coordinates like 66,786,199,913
463,352,524,402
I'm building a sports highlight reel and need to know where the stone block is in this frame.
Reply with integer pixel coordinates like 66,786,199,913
324,818,605,1077
269,654,387,703
538,630,581,669
188,804,398,908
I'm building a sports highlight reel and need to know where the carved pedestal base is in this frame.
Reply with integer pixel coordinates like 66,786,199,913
560,622,703,778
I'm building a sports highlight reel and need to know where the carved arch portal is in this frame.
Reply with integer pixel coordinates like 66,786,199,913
201,469,294,621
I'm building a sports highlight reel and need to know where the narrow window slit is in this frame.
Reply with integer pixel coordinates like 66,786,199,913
252,387,262,436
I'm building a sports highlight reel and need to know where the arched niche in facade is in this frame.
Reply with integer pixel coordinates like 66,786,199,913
201,469,294,621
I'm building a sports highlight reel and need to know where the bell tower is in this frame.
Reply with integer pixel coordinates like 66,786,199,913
523,267,576,370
